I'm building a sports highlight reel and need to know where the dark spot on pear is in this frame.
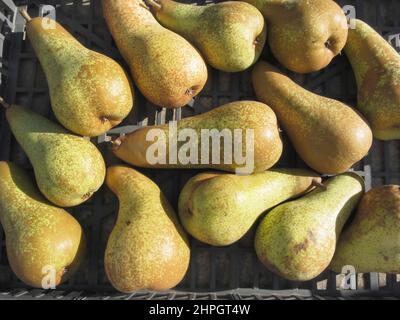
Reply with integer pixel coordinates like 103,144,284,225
100,116,109,123
82,192,92,200
293,238,309,253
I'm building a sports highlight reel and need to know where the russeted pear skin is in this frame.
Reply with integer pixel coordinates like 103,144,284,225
147,0,266,72
24,14,134,137
330,185,400,274
243,0,348,73
102,0,207,108
178,168,321,246
252,61,373,174
345,19,400,140
255,173,365,281
5,103,106,207
112,101,283,173
105,166,190,293
0,162,86,288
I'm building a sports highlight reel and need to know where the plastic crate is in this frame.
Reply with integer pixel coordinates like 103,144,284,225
0,0,399,300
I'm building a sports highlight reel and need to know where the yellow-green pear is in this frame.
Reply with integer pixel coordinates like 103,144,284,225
105,166,190,293
179,168,321,246
243,0,348,73
345,19,400,140
0,162,86,288
330,185,400,274
2,100,106,207
102,0,207,108
255,173,365,281
252,61,373,174
147,0,266,72
20,10,134,137
112,101,283,174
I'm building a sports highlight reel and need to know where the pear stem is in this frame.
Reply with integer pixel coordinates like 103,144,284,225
110,139,122,148
146,0,162,11
0,97,10,109
312,179,327,191
19,8,32,22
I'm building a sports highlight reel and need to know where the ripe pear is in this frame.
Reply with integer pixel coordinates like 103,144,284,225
243,0,348,73
0,162,86,288
102,0,207,108
112,101,283,174
2,100,106,207
146,0,266,72
105,166,190,293
252,61,373,174
20,10,134,137
255,173,365,281
345,19,400,140
330,185,400,274
179,168,320,246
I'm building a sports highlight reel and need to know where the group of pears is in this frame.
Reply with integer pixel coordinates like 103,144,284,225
0,0,399,293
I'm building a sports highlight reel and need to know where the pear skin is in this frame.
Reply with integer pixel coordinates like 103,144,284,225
179,168,321,246
330,185,400,274
23,12,134,137
5,102,106,207
252,61,373,174
0,162,86,288
112,101,283,174
345,19,400,140
102,0,207,108
255,173,365,281
147,0,266,72
105,166,190,293
243,0,348,73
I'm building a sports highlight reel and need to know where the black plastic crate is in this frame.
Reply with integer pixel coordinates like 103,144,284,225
0,0,399,300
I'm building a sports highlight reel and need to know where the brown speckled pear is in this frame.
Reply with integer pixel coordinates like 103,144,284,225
345,19,400,140
4,101,105,207
147,0,266,72
102,0,207,108
255,173,364,281
112,101,283,173
0,162,86,288
252,61,373,174
178,168,320,246
243,0,348,73
330,185,400,274
21,10,134,137
105,166,190,293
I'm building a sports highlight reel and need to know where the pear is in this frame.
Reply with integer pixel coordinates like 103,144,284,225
252,61,373,174
345,19,400,140
243,0,348,73
112,101,283,174
330,185,400,274
255,173,364,281
102,0,207,108
2,100,106,207
179,168,321,246
0,162,86,288
105,166,190,293
20,10,134,137
146,0,266,72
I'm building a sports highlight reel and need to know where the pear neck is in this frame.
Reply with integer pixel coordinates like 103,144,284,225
307,174,363,227
27,19,87,69
345,21,399,85
152,0,202,33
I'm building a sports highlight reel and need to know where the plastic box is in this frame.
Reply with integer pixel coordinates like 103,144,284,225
0,0,399,300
